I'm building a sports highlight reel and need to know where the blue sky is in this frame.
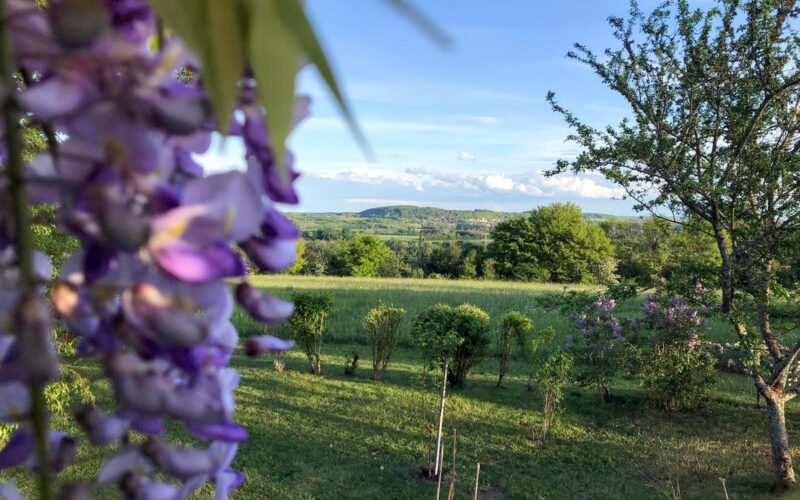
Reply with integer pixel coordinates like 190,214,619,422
203,1,684,214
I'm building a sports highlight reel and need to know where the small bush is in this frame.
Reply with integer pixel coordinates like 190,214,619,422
524,326,557,391
343,351,359,377
568,297,627,402
633,294,717,410
364,304,406,380
411,303,491,387
287,291,334,375
533,289,600,316
604,280,639,301
497,311,533,387
533,350,572,440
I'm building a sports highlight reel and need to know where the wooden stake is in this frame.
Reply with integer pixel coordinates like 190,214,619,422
434,361,448,476
473,463,481,500
720,478,729,500
447,430,457,500
435,443,445,500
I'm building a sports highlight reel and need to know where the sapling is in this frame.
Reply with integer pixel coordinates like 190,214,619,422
287,291,334,375
364,303,406,380
533,351,573,440
496,311,533,387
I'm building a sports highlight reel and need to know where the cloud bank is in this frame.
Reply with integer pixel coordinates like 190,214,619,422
310,168,625,199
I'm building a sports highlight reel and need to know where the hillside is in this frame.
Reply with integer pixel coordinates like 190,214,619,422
287,205,637,241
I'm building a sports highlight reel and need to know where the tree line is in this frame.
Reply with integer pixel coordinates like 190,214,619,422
285,202,727,289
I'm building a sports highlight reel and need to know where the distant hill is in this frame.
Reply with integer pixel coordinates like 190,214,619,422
357,205,510,221
287,205,637,241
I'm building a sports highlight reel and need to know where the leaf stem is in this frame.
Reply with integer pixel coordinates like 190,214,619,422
0,1,52,498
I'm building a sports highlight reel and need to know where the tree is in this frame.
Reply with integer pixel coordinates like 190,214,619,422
286,239,307,275
488,203,615,283
330,235,392,277
549,0,800,485
428,241,463,278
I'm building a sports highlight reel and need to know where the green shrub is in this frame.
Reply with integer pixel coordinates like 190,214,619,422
604,280,639,301
633,294,717,410
568,297,626,403
411,303,491,387
496,311,533,387
533,351,572,440
636,345,716,411
287,291,334,375
364,304,406,380
523,326,557,391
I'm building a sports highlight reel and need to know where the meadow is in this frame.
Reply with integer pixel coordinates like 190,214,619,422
3,276,795,499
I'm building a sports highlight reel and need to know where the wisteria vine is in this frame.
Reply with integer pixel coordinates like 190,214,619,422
0,0,300,497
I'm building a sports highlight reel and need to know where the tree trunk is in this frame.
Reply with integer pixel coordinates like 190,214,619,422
711,219,733,314
600,384,611,404
765,395,796,488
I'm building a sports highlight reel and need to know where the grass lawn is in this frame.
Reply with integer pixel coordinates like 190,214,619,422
2,276,797,499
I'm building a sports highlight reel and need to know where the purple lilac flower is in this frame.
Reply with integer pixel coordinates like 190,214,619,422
0,1,300,496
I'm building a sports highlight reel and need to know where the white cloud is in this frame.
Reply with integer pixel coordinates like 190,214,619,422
308,167,625,200
458,152,476,161
456,115,500,126
537,175,625,199
484,174,514,191
312,169,425,192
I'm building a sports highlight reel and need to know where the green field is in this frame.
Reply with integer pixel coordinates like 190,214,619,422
2,276,795,499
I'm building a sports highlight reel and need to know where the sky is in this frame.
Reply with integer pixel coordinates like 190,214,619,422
201,1,688,214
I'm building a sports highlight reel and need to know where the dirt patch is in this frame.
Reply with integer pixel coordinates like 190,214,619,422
478,485,505,499
407,465,453,484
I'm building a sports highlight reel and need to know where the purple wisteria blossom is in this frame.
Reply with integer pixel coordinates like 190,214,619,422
0,1,301,497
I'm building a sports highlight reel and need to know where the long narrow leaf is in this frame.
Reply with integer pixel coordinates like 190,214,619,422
205,0,247,131
273,0,371,158
380,0,452,48
148,0,209,57
246,0,302,174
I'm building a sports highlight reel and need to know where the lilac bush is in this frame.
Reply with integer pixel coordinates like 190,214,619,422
568,297,626,403
0,0,302,497
635,293,716,411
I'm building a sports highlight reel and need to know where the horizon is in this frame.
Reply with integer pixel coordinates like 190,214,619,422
282,202,643,217
198,1,687,215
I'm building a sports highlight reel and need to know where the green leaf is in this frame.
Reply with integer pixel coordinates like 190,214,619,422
205,0,247,131
379,0,452,48
148,0,208,57
272,0,371,159
246,0,302,174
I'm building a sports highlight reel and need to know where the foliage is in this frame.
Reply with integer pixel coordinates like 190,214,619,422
330,235,393,277
532,350,572,440
411,303,491,387
568,297,626,402
288,291,335,375
532,289,600,317
488,203,615,283
549,1,800,482
604,280,638,302
496,311,533,387
343,351,359,377
631,294,717,411
29,205,79,275
286,239,307,275
364,304,406,379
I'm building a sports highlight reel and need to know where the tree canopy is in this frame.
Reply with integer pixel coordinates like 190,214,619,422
488,203,615,283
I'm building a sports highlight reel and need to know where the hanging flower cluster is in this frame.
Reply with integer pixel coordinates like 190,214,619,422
0,0,300,497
